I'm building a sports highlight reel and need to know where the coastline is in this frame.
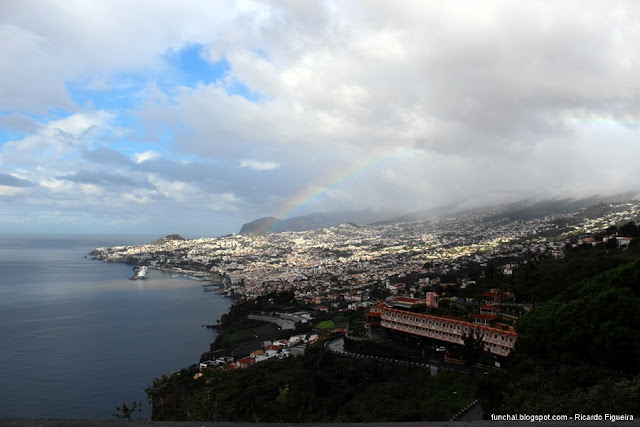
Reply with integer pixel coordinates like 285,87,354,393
0,235,232,420
90,255,236,360
95,259,234,296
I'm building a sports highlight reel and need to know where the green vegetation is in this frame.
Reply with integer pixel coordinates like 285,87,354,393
112,401,143,420
223,329,256,345
316,314,349,330
348,308,367,337
461,330,491,369
459,231,639,306
316,319,336,329
333,314,347,325
147,347,478,422
480,242,640,417
511,246,639,304
210,290,310,352
148,223,640,421
343,336,422,359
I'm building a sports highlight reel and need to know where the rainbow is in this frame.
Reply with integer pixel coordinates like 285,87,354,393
268,146,415,231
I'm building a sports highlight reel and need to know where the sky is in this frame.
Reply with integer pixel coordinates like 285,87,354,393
1,1,640,237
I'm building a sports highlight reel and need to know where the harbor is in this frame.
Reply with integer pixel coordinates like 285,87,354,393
132,265,231,296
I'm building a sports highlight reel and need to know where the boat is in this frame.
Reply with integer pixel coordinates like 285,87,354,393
130,266,149,280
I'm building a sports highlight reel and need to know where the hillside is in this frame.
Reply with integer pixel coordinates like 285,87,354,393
239,209,395,234
240,195,640,234
150,234,186,245
238,217,279,234
147,346,478,422
480,243,640,417
145,233,640,421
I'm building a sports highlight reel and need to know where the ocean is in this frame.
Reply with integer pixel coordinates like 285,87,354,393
0,233,232,420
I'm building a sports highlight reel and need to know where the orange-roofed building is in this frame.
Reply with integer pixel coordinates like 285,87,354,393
381,306,517,357
365,302,386,329
471,313,497,326
481,290,514,304
387,296,423,309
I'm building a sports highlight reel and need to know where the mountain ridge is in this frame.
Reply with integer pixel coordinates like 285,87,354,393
240,193,640,235
239,209,397,234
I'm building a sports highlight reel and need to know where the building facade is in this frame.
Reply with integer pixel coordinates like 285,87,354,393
380,307,517,357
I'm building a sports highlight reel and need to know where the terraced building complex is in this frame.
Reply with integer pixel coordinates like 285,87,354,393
380,307,517,357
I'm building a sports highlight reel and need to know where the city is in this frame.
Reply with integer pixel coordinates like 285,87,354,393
92,199,639,361
92,199,639,306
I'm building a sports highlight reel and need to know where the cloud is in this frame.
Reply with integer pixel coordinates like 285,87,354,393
0,113,39,134
1,111,113,166
81,147,133,165
56,170,156,190
134,150,161,164
0,23,73,112
0,0,249,111
146,174,201,202
240,159,280,171
2,1,640,235
208,191,242,211
0,173,35,187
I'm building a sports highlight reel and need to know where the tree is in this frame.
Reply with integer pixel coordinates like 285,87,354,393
619,221,640,238
112,401,143,420
462,329,486,370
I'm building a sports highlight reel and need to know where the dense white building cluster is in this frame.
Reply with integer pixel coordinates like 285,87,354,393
92,201,640,306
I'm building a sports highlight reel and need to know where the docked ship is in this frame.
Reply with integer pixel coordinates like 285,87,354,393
130,265,149,280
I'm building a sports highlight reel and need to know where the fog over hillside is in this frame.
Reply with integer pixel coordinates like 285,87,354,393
241,194,640,234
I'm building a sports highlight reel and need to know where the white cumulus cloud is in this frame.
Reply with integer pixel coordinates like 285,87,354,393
240,159,280,171
134,150,160,164
3,1,640,235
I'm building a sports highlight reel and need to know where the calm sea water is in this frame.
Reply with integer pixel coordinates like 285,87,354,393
0,233,232,420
